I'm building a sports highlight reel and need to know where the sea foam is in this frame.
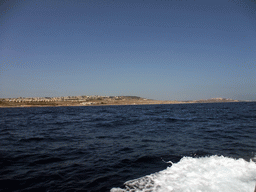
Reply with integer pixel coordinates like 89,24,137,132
111,155,256,192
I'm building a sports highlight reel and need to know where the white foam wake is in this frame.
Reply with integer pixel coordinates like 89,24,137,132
111,155,256,192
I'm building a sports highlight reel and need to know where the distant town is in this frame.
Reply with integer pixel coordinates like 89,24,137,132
0,95,248,108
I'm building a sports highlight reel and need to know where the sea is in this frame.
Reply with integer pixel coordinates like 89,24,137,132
0,102,256,192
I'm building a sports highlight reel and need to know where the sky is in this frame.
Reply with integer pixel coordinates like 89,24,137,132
0,0,255,101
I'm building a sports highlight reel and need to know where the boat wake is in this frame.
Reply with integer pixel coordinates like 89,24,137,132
111,155,256,192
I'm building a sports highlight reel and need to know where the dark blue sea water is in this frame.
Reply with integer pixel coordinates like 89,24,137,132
1,102,256,192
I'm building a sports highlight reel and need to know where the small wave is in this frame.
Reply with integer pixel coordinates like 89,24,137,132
164,117,194,123
19,137,45,142
96,136,110,139
30,157,63,165
111,155,256,192
165,118,178,122
119,147,133,152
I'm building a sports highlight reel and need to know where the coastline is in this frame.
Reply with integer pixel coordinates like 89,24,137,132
0,96,250,108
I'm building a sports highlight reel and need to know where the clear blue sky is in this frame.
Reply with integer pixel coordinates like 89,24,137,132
1,0,255,100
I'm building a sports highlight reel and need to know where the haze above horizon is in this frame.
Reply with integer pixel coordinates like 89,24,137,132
1,0,255,101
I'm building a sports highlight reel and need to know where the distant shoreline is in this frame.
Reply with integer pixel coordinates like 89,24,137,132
0,96,253,108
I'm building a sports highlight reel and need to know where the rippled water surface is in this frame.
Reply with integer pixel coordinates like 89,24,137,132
0,102,256,191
